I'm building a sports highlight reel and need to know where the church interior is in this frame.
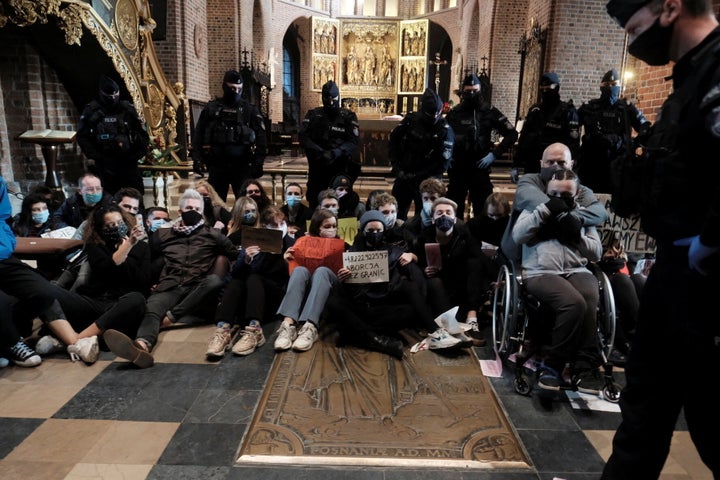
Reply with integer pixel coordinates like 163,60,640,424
0,0,717,478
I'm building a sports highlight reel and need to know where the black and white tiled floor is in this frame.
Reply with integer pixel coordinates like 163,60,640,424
0,320,711,480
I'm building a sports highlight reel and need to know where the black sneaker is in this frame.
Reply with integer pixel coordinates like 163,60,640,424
572,368,604,395
537,366,568,391
8,340,41,368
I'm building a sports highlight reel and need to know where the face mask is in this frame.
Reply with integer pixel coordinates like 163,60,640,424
319,227,337,238
365,231,384,247
326,207,339,215
83,192,103,206
181,209,203,226
102,222,128,244
149,219,167,232
541,89,560,104
32,210,50,224
247,193,261,202
540,166,560,183
434,215,455,233
285,195,299,208
384,213,397,229
600,85,622,105
336,189,348,199
242,212,257,225
202,196,213,211
422,201,433,216
628,18,673,66
222,85,242,104
266,221,288,238
559,191,576,209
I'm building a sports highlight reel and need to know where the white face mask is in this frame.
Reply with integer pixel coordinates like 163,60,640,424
336,189,348,199
319,227,337,238
423,201,433,216
384,213,397,228
267,221,288,238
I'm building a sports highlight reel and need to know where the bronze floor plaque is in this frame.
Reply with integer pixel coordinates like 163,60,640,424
237,337,531,469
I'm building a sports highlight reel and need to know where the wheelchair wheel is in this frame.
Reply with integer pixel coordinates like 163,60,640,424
603,383,621,404
594,268,617,360
514,373,533,396
492,264,512,357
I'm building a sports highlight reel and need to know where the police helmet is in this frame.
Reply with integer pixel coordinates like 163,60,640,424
606,0,653,28
223,70,243,85
539,72,560,87
420,88,443,122
601,69,620,84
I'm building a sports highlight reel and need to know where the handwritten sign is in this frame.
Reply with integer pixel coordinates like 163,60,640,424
305,216,358,245
241,226,283,253
343,250,389,283
596,194,656,254
288,236,346,274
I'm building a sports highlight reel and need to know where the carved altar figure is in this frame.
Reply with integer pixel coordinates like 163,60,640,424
362,45,376,85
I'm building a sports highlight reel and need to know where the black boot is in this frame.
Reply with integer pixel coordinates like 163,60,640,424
365,334,404,359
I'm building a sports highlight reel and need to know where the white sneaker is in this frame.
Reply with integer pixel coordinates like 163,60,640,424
427,328,462,350
35,335,65,356
206,323,239,358
67,335,99,364
274,322,297,351
232,323,266,356
292,322,318,352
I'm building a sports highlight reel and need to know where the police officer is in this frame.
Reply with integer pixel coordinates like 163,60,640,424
191,70,267,202
446,74,518,220
577,68,651,194
300,80,360,210
601,1,720,479
388,88,454,220
512,72,579,183
77,75,150,196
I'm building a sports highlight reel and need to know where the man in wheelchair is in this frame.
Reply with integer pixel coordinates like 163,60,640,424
512,168,606,395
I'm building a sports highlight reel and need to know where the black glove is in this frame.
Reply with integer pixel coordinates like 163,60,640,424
556,212,583,246
321,150,335,165
250,162,264,178
545,196,572,216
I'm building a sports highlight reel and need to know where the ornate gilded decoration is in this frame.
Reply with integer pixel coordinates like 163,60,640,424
145,82,164,128
115,0,138,51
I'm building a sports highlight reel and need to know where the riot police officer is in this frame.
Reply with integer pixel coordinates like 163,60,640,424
388,88,454,220
191,70,267,202
299,80,360,210
77,75,150,196
446,74,518,220
577,68,650,194
512,72,579,183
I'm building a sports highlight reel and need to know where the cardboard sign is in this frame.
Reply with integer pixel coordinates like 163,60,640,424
305,216,358,245
287,236,345,275
595,193,656,255
241,226,283,253
342,250,389,283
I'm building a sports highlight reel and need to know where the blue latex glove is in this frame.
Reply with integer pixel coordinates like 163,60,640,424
673,235,720,276
477,152,495,169
510,167,519,184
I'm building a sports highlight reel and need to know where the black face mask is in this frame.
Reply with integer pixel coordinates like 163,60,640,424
628,18,673,66
434,215,455,233
541,90,560,105
102,222,128,245
461,91,482,109
600,86,622,105
222,85,242,104
364,231,384,247
181,209,203,226
559,191,576,210
540,166,560,183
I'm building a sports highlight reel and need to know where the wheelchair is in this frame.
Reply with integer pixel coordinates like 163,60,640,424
491,255,622,403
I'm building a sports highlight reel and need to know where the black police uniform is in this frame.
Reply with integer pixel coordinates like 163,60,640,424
300,81,360,210
191,70,267,202
600,20,720,480
514,72,579,176
577,69,650,194
388,88,454,220
446,75,518,219
77,76,149,196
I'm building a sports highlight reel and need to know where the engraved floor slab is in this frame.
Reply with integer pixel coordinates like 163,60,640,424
238,338,531,470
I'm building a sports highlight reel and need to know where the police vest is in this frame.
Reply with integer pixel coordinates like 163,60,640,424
204,100,256,146
88,103,133,152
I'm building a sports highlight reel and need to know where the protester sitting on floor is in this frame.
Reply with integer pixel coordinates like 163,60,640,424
274,208,349,353
402,177,448,239
12,192,66,279
330,174,365,220
241,178,272,214
412,197,492,345
467,192,511,250
316,189,341,216
225,196,259,247
73,186,144,241
364,188,387,212
36,204,151,364
368,192,418,262
280,182,311,238
103,188,238,368
194,179,231,231
54,173,112,229
145,206,170,233
206,205,296,358
512,168,605,394
327,210,452,357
